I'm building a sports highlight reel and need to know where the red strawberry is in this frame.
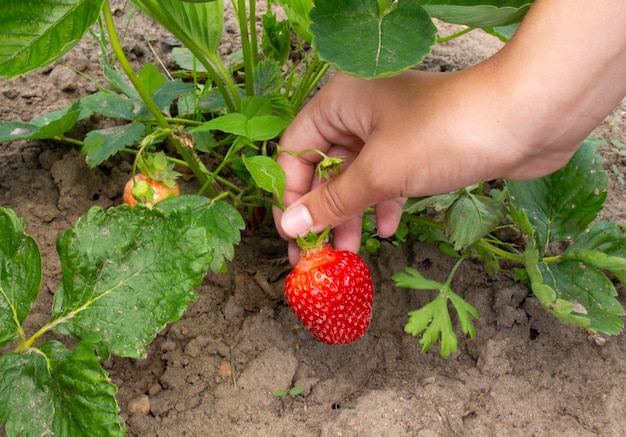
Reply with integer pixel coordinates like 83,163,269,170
284,230,374,345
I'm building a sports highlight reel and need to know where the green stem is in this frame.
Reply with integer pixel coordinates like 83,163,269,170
445,254,467,287
474,239,523,264
235,0,256,96
102,1,213,192
248,0,259,66
288,53,329,111
436,27,474,44
58,135,84,147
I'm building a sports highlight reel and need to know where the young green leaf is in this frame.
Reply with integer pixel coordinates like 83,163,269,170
83,122,146,168
508,140,608,248
194,101,289,142
0,341,123,436
0,0,105,78
403,192,461,214
405,296,458,358
274,0,314,42
0,208,41,349
242,155,287,203
391,267,443,291
393,266,478,358
50,205,213,359
262,12,291,65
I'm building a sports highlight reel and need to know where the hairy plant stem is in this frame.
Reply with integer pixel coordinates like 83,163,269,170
102,1,217,197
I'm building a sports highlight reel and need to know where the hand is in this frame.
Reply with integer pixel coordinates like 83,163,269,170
273,69,524,264
273,0,626,265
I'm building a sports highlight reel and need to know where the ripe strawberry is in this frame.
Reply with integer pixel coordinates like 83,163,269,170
284,230,374,345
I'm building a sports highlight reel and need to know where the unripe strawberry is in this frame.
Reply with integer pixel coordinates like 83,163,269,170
284,230,374,345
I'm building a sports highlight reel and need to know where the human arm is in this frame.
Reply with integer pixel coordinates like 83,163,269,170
273,0,626,265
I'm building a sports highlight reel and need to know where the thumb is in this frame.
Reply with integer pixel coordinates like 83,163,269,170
280,165,375,239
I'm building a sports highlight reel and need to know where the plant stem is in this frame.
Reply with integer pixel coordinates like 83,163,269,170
235,0,256,96
445,254,468,287
436,27,474,43
102,1,214,194
58,135,84,147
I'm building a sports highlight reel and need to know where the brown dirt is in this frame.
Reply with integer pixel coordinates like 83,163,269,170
1,3,626,436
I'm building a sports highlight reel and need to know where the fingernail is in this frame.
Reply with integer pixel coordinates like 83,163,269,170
281,204,313,237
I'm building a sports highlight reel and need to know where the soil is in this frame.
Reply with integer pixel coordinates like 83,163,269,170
2,2,626,436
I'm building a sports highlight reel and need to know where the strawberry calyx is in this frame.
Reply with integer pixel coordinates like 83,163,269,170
137,151,181,189
295,227,332,254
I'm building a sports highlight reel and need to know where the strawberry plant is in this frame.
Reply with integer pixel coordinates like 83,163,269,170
0,196,244,435
385,140,626,357
1,0,625,433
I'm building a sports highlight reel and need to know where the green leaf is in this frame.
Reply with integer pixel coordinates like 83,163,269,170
419,0,533,28
0,341,124,436
155,195,246,273
131,0,224,59
310,0,437,78
0,0,105,78
80,92,139,119
567,220,626,257
242,155,286,203
0,102,83,142
275,0,314,42
253,60,284,97
0,208,41,349
508,141,608,248
241,96,273,118
524,243,591,328
445,192,506,250
152,80,196,113
564,221,626,283
193,105,289,142
138,63,166,96
83,122,146,168
403,192,461,214
50,205,213,358
538,260,624,334
405,293,467,358
104,65,141,100
394,266,478,357
448,291,479,342
171,47,209,72
247,116,290,141
195,113,249,136
262,12,291,65
392,267,443,290
483,23,519,42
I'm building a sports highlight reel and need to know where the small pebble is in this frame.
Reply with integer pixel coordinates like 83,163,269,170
128,395,150,415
